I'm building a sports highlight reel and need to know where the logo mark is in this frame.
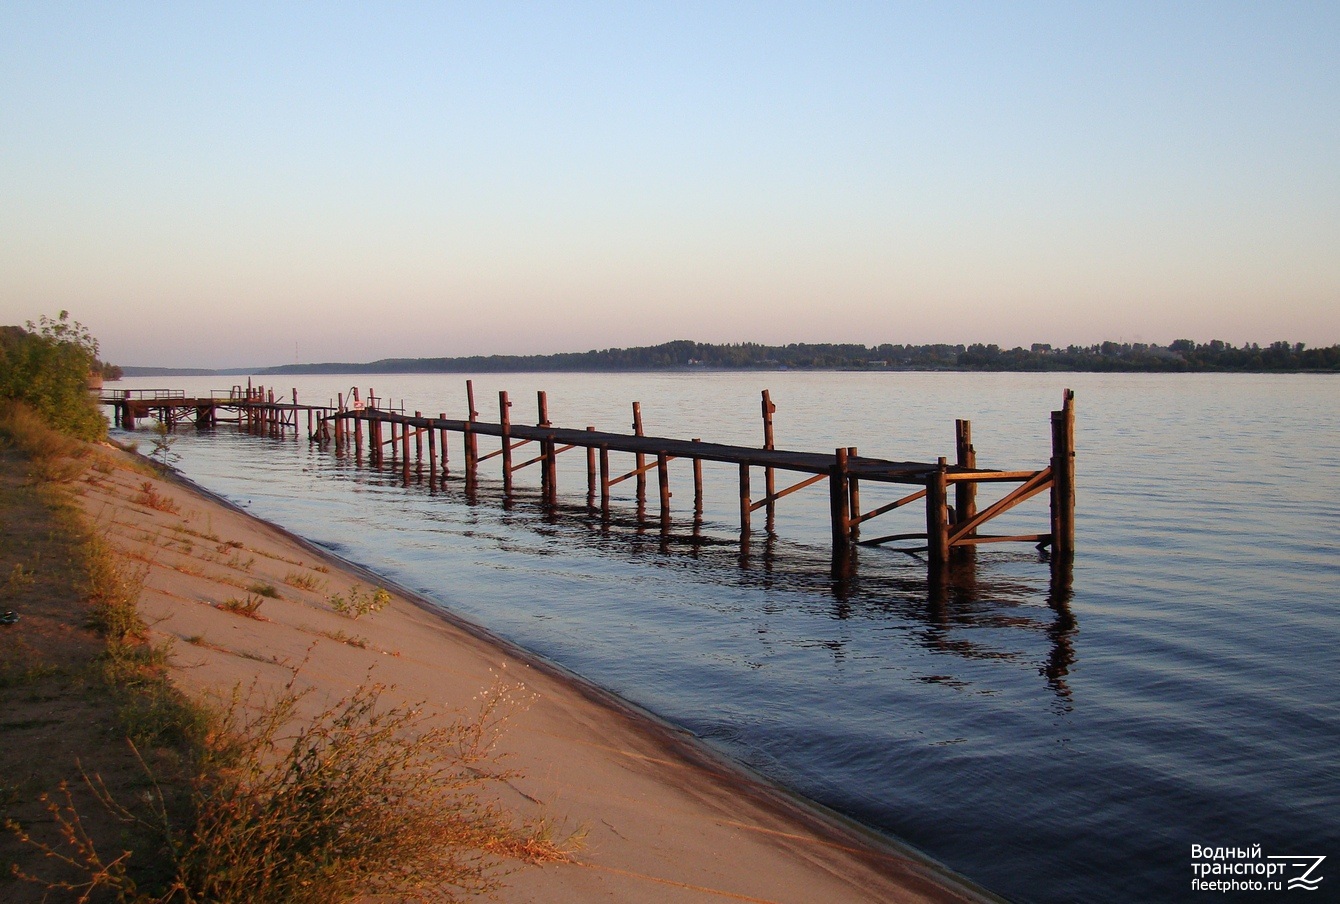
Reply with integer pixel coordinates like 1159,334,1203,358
1269,855,1325,892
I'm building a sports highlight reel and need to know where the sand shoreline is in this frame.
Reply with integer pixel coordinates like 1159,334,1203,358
82,445,1004,903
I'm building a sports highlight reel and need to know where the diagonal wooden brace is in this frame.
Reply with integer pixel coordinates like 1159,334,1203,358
948,467,1052,544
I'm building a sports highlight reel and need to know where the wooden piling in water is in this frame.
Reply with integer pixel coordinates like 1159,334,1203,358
955,420,976,529
586,427,597,509
847,446,861,541
1050,390,1076,560
657,452,671,530
465,381,478,476
632,402,646,509
335,393,345,454
500,391,513,496
401,417,411,483
538,392,554,505
599,444,611,519
739,463,752,543
954,419,976,558
438,414,449,479
692,439,703,517
762,390,776,527
830,448,852,574
427,414,437,486
926,457,950,567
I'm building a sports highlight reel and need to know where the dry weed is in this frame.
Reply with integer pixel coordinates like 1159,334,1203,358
134,481,181,514
219,595,266,619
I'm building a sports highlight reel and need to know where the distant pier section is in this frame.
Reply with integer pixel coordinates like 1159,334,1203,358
102,382,1076,574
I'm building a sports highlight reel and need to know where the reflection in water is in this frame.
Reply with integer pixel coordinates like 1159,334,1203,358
329,438,1081,701
1042,559,1078,704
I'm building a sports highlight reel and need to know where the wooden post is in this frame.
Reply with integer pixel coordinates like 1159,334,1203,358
335,393,344,454
354,411,362,459
692,438,703,517
926,457,950,568
537,392,553,504
544,437,557,505
439,414,449,479
414,411,424,467
762,390,776,525
955,419,977,554
371,418,382,466
427,415,437,486
847,446,861,541
586,427,597,510
830,448,852,574
739,463,752,544
631,402,647,509
465,381,479,473
599,444,611,519
657,452,671,530
401,417,411,483
307,408,313,439
499,391,513,496
1050,390,1076,559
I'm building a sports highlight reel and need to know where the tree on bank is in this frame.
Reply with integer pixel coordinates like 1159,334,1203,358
0,311,107,440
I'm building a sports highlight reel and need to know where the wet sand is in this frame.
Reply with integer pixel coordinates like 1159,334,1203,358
78,446,1002,903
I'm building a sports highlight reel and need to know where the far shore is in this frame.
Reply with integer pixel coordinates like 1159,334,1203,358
79,444,1004,903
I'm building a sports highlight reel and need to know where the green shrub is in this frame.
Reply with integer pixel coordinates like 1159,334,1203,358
0,312,107,441
328,586,391,619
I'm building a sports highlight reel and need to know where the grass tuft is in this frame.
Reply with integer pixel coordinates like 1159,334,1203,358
220,595,266,619
282,570,324,592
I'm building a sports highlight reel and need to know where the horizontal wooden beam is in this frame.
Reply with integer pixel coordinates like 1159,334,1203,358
951,533,1051,546
945,469,1045,483
858,532,928,547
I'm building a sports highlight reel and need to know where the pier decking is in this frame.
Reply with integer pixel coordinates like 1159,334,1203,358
102,382,1075,575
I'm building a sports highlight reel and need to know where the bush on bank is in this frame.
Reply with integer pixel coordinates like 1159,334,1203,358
0,312,106,441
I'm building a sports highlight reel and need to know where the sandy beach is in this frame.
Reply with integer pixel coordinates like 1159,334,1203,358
76,446,1001,904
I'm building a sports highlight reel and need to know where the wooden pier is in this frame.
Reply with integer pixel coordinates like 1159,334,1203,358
104,384,345,436
104,382,1075,574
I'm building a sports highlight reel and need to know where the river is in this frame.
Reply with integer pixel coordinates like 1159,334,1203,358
111,370,1338,903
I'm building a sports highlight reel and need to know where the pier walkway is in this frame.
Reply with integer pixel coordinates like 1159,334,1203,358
102,382,1075,575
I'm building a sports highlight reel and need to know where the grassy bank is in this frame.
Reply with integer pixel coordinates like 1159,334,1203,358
0,409,571,903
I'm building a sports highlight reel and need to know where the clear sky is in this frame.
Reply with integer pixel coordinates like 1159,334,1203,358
2,2,1337,368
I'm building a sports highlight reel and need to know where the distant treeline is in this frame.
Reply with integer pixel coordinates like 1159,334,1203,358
239,338,1340,376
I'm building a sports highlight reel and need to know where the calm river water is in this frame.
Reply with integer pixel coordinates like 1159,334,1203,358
112,371,1338,903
